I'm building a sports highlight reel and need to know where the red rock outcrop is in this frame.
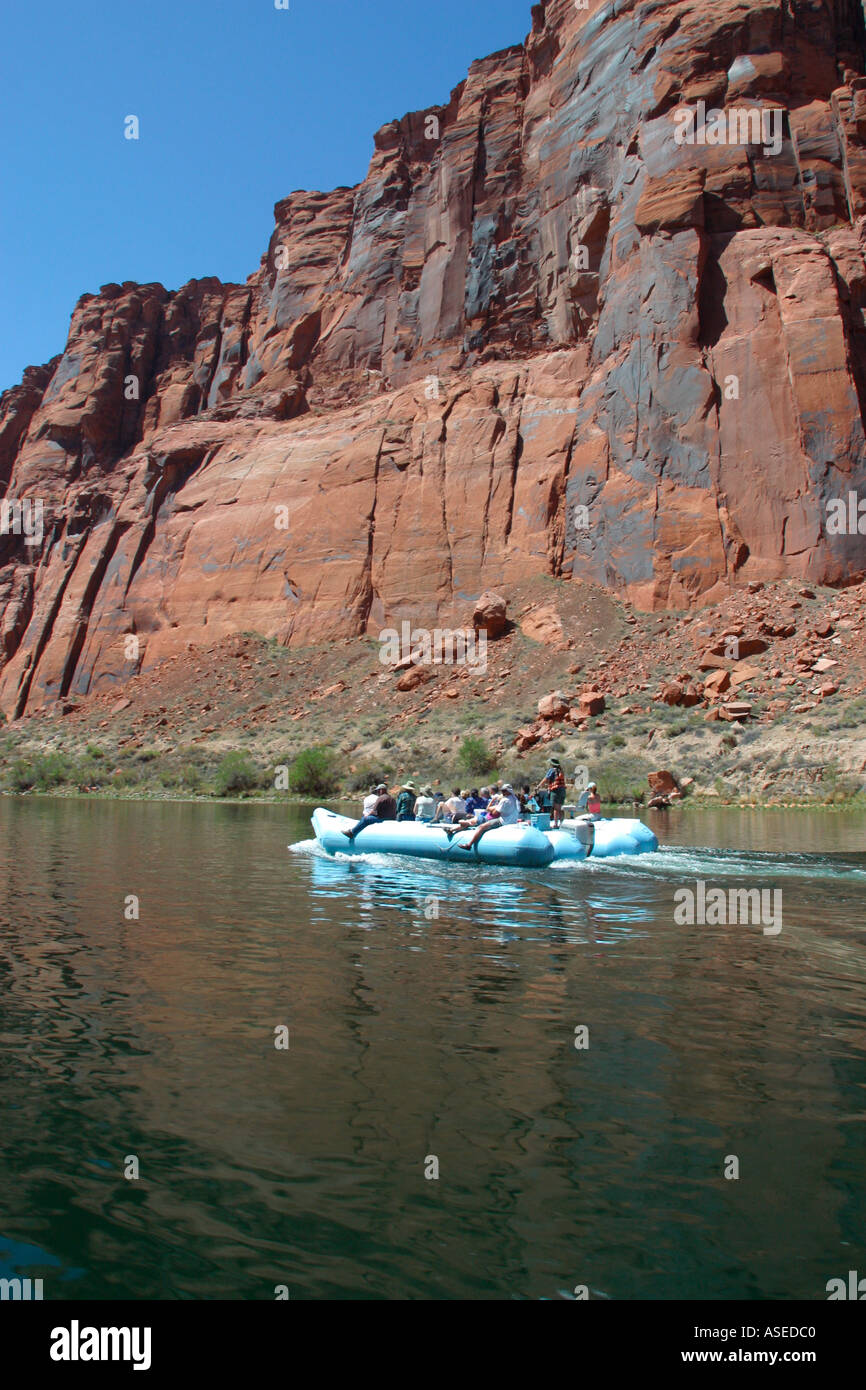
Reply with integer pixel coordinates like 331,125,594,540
578,689,606,717
537,691,570,720
473,590,509,638
649,770,680,795
3,0,866,717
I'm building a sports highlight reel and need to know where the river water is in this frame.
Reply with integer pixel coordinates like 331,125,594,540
0,798,864,1300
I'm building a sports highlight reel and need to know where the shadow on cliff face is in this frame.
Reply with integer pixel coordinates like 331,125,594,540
697,244,730,349
833,258,866,438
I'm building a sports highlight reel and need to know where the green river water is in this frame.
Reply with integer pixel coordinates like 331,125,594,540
0,798,864,1300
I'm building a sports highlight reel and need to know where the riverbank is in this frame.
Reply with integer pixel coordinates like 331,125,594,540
1,710,863,810
2,786,865,812
1,575,864,810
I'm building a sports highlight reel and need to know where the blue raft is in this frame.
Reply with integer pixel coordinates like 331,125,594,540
310,808,658,866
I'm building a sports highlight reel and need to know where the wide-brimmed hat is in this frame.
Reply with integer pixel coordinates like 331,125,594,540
548,757,561,765
403,781,416,790
422,785,433,795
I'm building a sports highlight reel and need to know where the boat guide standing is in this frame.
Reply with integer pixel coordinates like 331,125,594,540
536,757,567,828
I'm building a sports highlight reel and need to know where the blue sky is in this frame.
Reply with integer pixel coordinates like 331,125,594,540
0,0,533,394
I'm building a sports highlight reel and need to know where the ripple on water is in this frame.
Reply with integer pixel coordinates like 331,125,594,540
0,798,864,1299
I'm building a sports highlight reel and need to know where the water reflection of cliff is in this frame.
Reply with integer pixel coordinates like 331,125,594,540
0,799,863,1299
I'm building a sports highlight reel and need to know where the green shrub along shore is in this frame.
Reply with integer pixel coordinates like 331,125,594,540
0,734,864,809
0,739,499,802
3,584,863,811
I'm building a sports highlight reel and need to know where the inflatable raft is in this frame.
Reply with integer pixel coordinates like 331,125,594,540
310,808,658,866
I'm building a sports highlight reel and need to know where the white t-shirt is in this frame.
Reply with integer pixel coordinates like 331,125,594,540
414,794,435,820
363,793,379,816
498,794,519,825
445,796,467,818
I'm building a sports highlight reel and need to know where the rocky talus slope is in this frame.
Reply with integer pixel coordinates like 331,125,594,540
3,0,866,722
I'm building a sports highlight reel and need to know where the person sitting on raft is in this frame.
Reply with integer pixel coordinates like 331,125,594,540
449,788,500,836
362,784,379,817
458,784,520,848
519,784,540,814
413,785,436,822
460,787,490,822
396,782,417,821
434,788,467,824
341,784,397,840
453,789,494,828
576,781,602,819
467,790,497,828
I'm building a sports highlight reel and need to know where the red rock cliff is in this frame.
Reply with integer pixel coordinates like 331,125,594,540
3,0,866,717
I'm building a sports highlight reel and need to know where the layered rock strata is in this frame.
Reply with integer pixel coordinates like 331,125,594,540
3,0,866,717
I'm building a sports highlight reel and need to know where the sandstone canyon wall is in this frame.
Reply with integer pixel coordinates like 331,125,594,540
3,0,866,718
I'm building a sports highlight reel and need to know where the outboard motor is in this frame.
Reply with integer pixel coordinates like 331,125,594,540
572,817,595,857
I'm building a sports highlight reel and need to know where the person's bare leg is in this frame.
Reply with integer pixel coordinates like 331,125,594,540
465,819,498,849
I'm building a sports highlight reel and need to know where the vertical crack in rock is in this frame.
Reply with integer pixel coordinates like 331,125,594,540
551,416,578,578
58,520,131,698
358,430,384,634
502,394,525,551
6,533,88,719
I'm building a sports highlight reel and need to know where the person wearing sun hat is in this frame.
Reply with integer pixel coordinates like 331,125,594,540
536,756,567,827
341,783,397,839
413,785,436,822
396,780,417,821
